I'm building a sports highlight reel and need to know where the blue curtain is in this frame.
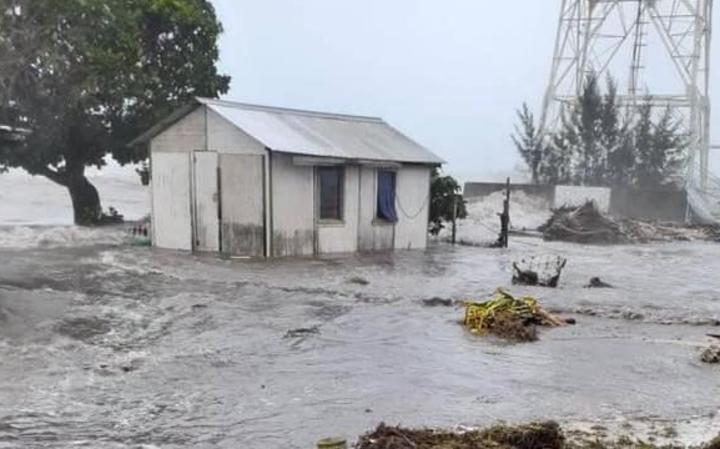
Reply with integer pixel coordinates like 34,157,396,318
377,171,398,222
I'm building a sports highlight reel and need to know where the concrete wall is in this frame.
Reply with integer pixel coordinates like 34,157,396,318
610,187,687,222
464,182,555,203
464,181,687,222
394,166,431,250
316,165,360,254
271,153,315,257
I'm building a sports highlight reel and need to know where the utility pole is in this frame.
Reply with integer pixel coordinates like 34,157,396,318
451,194,458,245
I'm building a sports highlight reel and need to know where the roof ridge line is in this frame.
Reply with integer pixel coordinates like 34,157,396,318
196,97,384,123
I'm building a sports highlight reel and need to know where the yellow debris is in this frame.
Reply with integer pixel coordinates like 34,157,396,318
463,288,540,336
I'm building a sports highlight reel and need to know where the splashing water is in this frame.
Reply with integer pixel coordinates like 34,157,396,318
439,190,552,245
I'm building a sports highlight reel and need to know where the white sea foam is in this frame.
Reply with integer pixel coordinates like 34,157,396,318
440,190,552,245
0,161,149,226
0,226,129,249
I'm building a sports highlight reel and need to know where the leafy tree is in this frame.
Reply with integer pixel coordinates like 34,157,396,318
575,73,605,184
550,73,608,185
546,106,579,184
0,0,229,224
429,168,467,235
606,127,635,186
634,103,685,189
511,103,544,184
514,74,688,189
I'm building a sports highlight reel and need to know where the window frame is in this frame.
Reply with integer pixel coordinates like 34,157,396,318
374,168,398,225
316,165,345,224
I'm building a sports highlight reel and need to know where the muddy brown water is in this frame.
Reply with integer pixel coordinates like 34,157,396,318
0,228,719,448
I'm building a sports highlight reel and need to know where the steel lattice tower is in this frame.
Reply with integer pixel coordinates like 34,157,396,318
539,0,713,188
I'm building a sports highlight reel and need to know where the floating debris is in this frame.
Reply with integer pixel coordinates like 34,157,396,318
283,326,320,339
422,297,454,307
356,421,720,449
584,277,614,288
701,345,720,364
317,437,347,449
513,255,567,288
356,421,564,449
463,289,566,342
348,276,370,286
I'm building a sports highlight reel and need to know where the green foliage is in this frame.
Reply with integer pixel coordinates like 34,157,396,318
634,103,686,188
0,0,229,224
513,74,688,189
511,103,544,184
429,168,467,235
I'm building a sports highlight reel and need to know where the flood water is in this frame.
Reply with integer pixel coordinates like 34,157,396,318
1,226,719,448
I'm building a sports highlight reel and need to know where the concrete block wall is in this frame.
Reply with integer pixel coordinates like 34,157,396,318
610,187,687,222
464,181,688,222
463,182,555,203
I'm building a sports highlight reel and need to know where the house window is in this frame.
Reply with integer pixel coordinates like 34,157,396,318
318,166,344,220
376,170,397,222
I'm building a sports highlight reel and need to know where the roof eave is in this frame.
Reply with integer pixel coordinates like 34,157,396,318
274,149,444,166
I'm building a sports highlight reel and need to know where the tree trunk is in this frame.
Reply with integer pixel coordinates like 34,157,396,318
66,171,102,226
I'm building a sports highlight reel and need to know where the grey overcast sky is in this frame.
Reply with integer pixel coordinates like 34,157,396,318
210,0,720,182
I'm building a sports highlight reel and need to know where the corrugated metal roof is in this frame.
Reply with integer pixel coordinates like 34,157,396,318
198,98,443,165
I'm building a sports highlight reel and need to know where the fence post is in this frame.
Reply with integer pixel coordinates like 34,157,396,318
499,178,510,248
451,194,458,245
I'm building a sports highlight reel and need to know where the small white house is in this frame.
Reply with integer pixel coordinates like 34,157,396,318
131,98,443,257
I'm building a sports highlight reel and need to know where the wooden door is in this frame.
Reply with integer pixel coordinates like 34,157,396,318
192,151,220,252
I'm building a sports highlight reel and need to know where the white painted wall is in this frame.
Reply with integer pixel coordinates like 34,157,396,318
151,106,267,155
150,152,192,250
207,109,266,155
271,153,315,257
192,151,219,252
316,165,360,254
554,185,611,212
220,153,266,256
357,166,394,251
152,107,206,153
394,166,430,250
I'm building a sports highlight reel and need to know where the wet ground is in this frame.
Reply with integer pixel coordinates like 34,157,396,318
1,227,719,448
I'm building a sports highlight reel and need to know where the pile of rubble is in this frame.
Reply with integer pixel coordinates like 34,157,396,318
540,201,720,244
356,421,564,449
541,202,626,244
355,421,720,449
